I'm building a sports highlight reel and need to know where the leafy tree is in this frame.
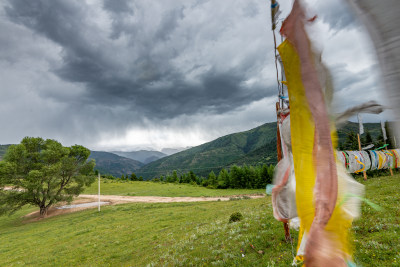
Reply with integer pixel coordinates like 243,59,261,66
230,165,245,188
342,132,359,150
260,164,274,185
181,173,190,184
172,170,178,183
130,173,137,181
0,137,95,217
207,171,217,188
188,171,197,184
375,133,385,149
217,168,230,189
364,130,373,145
139,176,143,181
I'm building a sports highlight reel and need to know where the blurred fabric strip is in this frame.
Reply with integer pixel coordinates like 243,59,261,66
346,0,400,148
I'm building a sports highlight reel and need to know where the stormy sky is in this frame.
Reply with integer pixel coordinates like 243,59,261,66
0,0,389,151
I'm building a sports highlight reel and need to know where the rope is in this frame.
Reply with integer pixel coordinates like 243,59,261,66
270,0,284,108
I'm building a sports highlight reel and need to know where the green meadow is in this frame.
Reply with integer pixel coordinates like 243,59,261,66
83,180,265,197
0,174,399,266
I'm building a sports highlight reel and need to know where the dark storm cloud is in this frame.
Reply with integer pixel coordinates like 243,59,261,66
4,0,272,122
0,0,380,150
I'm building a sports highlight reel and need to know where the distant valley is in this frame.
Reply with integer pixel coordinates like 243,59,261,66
111,150,167,164
0,121,384,179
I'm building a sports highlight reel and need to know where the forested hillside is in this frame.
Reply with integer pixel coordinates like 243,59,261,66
0,121,384,178
136,121,383,179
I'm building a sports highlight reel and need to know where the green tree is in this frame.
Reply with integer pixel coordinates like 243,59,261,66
166,170,178,183
207,171,217,188
364,130,373,145
342,132,359,150
172,170,178,183
217,168,230,189
188,171,197,184
0,137,95,217
230,165,245,188
130,172,137,181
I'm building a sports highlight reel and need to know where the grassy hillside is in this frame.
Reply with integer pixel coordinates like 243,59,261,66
89,151,144,177
337,122,382,145
136,122,278,179
0,174,399,266
0,121,382,178
83,180,264,197
137,121,382,179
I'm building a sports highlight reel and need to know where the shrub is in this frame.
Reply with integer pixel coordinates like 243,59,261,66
229,212,243,223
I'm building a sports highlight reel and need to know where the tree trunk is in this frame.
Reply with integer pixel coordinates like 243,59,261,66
39,206,49,217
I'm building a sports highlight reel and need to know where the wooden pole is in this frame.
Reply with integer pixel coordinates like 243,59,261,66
357,134,367,180
276,102,291,242
98,173,101,212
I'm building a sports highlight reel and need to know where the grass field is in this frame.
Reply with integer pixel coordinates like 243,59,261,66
0,174,399,266
84,180,265,197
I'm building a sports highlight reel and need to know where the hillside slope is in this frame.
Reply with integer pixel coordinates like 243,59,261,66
136,122,278,179
136,121,383,179
89,151,144,177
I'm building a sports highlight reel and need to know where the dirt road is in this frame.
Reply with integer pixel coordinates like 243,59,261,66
79,194,265,204
23,194,265,220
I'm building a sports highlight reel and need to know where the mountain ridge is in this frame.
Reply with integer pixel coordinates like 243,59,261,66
136,121,383,179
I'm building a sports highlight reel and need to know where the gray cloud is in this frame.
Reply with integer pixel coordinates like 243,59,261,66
4,0,272,120
312,0,358,30
0,0,383,149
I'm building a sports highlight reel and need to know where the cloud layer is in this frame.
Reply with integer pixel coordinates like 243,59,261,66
0,0,386,150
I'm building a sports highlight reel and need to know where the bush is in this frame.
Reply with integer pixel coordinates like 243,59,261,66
229,212,243,223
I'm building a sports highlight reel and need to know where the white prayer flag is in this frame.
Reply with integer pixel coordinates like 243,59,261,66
381,121,387,141
357,113,364,135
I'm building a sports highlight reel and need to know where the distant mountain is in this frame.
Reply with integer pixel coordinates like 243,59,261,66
136,121,383,180
0,121,384,179
161,147,190,155
136,122,278,179
89,151,144,177
112,150,167,164
0,146,143,177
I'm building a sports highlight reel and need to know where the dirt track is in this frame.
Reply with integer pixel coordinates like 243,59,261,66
79,194,265,204
24,194,265,220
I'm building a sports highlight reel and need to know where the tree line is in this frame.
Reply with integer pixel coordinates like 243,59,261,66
339,121,396,151
105,164,275,189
